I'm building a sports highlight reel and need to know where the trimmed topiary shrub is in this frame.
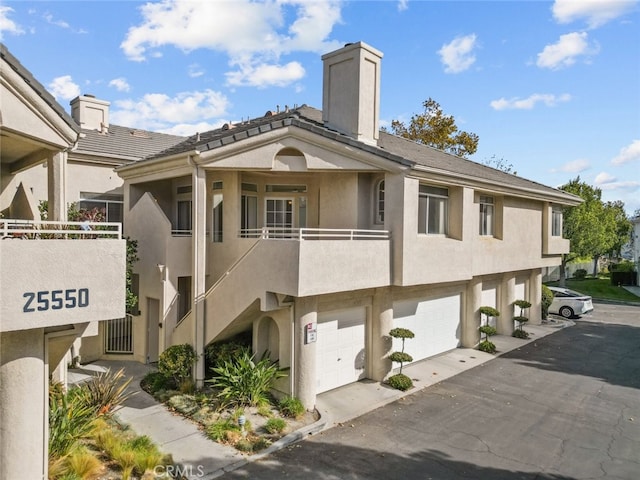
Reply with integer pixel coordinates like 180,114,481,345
478,306,499,354
387,373,413,391
512,299,531,339
387,327,415,391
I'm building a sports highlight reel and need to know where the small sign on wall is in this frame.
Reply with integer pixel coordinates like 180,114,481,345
305,322,317,344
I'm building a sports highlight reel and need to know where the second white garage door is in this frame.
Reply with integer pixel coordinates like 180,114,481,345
393,293,461,364
316,307,366,393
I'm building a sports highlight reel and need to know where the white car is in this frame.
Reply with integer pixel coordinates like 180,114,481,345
548,286,594,318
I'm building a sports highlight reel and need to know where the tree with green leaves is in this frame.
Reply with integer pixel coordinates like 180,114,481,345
559,177,631,283
388,98,479,157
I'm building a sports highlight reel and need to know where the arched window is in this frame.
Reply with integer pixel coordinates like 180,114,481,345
375,179,385,224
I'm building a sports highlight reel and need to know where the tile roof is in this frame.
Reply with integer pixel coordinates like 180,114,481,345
138,105,577,202
0,43,79,134
74,124,186,162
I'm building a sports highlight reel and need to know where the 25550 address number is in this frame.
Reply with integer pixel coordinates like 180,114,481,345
23,288,89,313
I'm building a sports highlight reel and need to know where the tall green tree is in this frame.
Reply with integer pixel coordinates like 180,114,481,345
388,98,479,157
559,177,631,283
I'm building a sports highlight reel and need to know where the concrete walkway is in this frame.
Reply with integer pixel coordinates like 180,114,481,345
69,318,572,480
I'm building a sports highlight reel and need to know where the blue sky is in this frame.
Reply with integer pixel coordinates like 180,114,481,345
2,0,639,213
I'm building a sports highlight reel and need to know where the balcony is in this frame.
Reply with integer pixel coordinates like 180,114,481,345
0,219,126,333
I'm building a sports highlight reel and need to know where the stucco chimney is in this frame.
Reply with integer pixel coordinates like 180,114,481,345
70,94,110,131
322,41,383,145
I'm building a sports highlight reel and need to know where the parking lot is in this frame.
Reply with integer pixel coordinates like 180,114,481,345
221,302,640,479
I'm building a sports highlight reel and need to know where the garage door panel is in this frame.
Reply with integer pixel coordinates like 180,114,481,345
317,307,366,393
393,293,461,364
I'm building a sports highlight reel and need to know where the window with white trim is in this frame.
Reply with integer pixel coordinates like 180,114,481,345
265,198,293,230
79,192,123,223
418,185,448,235
479,195,495,236
241,183,258,237
175,185,192,234
552,206,563,237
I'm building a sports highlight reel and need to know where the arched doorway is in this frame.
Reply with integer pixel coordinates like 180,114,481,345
255,316,280,362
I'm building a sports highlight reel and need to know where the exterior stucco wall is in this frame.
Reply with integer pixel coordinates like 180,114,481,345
1,239,125,332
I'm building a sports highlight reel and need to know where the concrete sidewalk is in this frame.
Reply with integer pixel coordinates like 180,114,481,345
69,318,571,479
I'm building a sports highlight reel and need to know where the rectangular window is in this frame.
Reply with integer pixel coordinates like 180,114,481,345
265,184,307,193
418,185,448,235
241,194,258,236
79,192,123,223
176,200,192,233
479,195,495,236
177,276,191,321
266,198,293,237
212,192,223,242
552,207,563,237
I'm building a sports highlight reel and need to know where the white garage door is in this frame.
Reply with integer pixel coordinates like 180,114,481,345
316,307,366,393
393,293,461,364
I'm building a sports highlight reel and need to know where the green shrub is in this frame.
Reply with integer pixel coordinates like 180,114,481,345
512,329,529,339
141,371,173,394
479,325,497,337
388,327,415,375
387,373,413,391
206,418,239,442
278,396,305,418
264,417,287,434
479,340,496,354
252,437,272,451
48,385,96,461
573,268,587,279
205,333,252,371
208,349,286,407
73,367,134,416
158,344,198,386
541,285,553,320
609,261,635,272
479,306,500,318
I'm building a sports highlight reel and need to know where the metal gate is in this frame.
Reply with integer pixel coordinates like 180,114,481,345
104,315,133,354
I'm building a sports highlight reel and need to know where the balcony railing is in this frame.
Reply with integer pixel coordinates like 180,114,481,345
1,219,121,240
104,315,133,354
239,227,390,240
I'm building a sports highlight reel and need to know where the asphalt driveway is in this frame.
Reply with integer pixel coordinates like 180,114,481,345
220,303,640,480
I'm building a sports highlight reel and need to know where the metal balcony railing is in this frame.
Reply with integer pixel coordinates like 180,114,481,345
239,227,390,240
1,219,122,240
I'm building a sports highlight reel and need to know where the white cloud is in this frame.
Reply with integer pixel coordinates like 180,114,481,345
226,61,305,88
398,0,409,12
552,0,637,28
552,158,591,173
0,6,25,39
188,63,204,78
120,0,342,87
611,139,640,165
160,120,227,137
109,77,131,92
110,89,230,131
490,93,572,110
437,34,478,73
43,12,87,33
594,171,617,185
537,32,600,70
48,75,81,101
594,171,640,192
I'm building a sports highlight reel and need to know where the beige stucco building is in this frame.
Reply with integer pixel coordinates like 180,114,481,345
112,42,581,409
0,43,126,479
